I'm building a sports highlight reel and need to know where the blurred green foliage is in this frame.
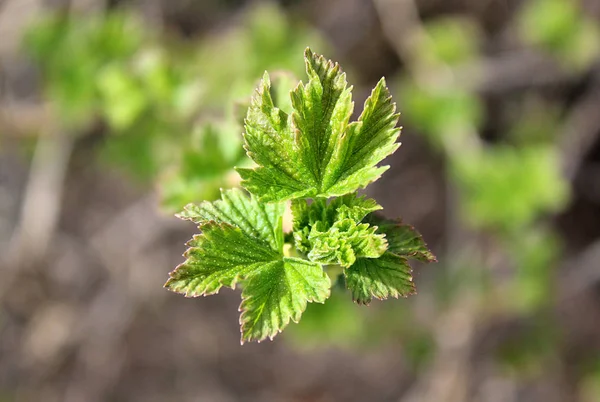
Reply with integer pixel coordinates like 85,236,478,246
519,0,600,70
453,145,567,232
507,97,561,146
400,81,483,149
419,17,480,67
160,120,247,212
194,4,321,106
508,229,560,312
25,11,202,180
23,4,325,209
25,12,145,126
399,9,572,237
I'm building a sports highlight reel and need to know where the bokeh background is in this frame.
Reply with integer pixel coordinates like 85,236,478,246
1,0,600,401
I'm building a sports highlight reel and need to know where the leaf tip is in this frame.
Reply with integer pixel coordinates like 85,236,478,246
353,298,371,306
163,277,174,289
261,70,270,85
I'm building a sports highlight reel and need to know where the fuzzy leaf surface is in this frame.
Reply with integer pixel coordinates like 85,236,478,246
238,48,401,202
344,215,436,304
345,252,415,305
240,257,331,343
166,189,330,342
178,188,284,251
365,215,437,263
291,194,386,267
307,219,387,267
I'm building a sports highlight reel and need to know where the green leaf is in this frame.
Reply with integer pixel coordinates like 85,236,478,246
291,194,386,267
238,48,401,201
324,75,401,196
344,214,436,304
166,189,331,342
307,219,387,267
237,71,314,202
345,252,415,305
365,214,437,263
165,222,279,297
240,257,331,343
290,49,354,191
178,188,284,252
291,193,382,232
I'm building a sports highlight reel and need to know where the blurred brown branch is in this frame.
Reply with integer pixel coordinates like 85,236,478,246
0,102,52,137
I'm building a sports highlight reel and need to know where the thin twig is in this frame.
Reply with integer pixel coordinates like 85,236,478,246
0,102,53,137
2,129,74,294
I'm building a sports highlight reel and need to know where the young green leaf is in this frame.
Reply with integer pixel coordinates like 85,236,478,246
238,48,401,202
165,222,279,297
307,219,387,267
292,193,382,230
166,189,331,343
291,194,386,267
240,257,331,343
345,252,415,305
178,187,283,251
344,215,436,304
364,215,437,263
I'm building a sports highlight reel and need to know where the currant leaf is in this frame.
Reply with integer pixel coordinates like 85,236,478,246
344,215,436,304
166,189,330,343
365,214,437,263
344,252,415,305
291,194,386,267
240,257,330,343
237,48,401,202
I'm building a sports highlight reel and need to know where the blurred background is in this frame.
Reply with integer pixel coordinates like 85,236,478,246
1,0,600,401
